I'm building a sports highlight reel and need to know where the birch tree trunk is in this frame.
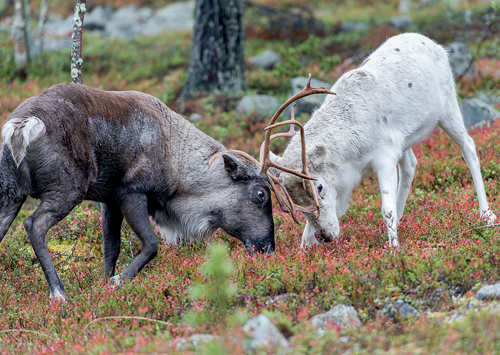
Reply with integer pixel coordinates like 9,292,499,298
71,0,86,84
21,0,34,60
37,0,48,55
12,0,27,66
181,0,246,99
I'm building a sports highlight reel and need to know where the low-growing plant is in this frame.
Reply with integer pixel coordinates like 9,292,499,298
184,243,237,328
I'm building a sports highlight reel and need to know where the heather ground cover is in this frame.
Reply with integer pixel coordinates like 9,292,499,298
1,121,500,354
1,0,500,353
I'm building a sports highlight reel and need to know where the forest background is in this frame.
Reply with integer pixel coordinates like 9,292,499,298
1,0,500,353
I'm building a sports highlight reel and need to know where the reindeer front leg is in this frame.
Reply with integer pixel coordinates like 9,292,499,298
376,162,399,248
115,194,159,282
301,221,320,248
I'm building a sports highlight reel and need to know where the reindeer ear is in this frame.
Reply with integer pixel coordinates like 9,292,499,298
269,151,282,165
222,154,248,180
308,144,327,171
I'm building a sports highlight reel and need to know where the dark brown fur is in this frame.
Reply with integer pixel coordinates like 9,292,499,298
0,83,274,300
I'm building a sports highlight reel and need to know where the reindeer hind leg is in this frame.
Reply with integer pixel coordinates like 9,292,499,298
438,103,497,225
396,148,417,223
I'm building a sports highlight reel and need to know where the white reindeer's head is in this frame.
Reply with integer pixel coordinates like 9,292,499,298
273,143,342,244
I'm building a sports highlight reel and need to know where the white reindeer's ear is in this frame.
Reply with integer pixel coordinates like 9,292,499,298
222,154,248,180
308,144,327,171
269,151,282,165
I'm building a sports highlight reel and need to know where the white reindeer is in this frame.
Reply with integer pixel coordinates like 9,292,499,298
267,33,497,247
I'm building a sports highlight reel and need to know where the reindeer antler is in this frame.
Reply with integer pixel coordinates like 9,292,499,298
260,73,335,222
209,73,335,224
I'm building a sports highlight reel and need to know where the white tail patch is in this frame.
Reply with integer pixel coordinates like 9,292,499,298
1,116,45,167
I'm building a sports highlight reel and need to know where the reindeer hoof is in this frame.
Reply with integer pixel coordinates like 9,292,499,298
481,210,497,226
389,239,399,249
110,275,122,287
49,288,67,302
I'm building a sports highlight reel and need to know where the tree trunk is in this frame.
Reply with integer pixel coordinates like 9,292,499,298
37,0,48,56
12,0,26,67
181,0,246,99
21,0,34,61
71,0,86,84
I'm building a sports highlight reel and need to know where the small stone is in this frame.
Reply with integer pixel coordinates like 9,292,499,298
476,91,500,107
444,42,476,78
309,304,361,330
243,314,290,352
476,283,500,300
339,21,368,33
389,16,413,30
105,5,153,39
84,5,113,31
141,1,195,36
172,334,217,350
394,300,419,318
383,300,418,319
236,95,280,122
34,37,72,53
189,334,216,347
44,15,73,37
288,76,333,117
460,98,500,128
339,336,349,344
248,50,283,70
266,293,298,307
188,113,203,122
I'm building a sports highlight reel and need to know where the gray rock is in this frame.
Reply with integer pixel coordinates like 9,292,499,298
248,50,283,70
44,15,73,37
266,293,298,307
105,5,153,39
383,300,419,318
460,98,500,128
243,314,290,352
445,42,476,78
34,37,72,53
309,304,361,330
173,334,217,350
188,113,203,122
389,16,413,30
476,92,500,107
289,76,333,116
339,21,368,33
84,5,113,31
236,95,280,122
476,283,500,300
142,1,195,36
395,300,419,318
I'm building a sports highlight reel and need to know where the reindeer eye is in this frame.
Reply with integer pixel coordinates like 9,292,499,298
317,184,323,193
252,188,268,205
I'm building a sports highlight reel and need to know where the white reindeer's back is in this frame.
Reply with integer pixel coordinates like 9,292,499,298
303,33,456,162
279,33,496,248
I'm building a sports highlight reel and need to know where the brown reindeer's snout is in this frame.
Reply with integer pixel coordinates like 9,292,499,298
246,237,275,255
